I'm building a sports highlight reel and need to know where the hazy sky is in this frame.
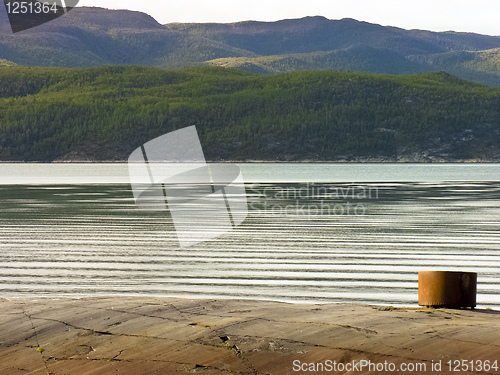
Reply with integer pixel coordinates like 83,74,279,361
76,0,500,36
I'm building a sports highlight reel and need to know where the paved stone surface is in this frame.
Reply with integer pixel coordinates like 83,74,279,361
0,297,499,374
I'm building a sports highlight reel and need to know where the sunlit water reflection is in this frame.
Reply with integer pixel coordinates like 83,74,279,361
1,178,500,308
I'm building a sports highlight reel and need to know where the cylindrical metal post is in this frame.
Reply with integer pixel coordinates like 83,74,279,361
418,271,477,308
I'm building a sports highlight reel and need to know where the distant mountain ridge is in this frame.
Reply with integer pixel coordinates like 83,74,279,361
1,7,500,85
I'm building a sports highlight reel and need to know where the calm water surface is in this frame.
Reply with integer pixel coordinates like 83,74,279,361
1,163,500,307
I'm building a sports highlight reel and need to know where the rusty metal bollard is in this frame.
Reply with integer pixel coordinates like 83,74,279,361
418,271,477,309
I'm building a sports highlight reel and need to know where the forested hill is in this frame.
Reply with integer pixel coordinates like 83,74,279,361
1,65,500,162
1,7,500,86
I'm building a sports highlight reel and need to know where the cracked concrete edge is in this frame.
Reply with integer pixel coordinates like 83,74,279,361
1,297,499,375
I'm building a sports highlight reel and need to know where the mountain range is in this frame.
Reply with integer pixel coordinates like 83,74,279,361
1,7,500,86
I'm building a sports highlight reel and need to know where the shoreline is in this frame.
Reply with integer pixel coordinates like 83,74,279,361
3,160,500,164
0,294,424,308
1,297,499,374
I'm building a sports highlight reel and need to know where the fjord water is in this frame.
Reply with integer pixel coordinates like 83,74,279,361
1,163,500,308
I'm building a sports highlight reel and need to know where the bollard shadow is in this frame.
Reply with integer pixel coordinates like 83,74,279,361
469,309,500,315
441,307,500,315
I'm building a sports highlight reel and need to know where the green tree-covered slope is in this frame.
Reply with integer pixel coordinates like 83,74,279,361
0,58,16,66
1,65,500,162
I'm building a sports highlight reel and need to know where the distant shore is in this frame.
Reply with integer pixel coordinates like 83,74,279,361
2,159,500,164
1,297,499,375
